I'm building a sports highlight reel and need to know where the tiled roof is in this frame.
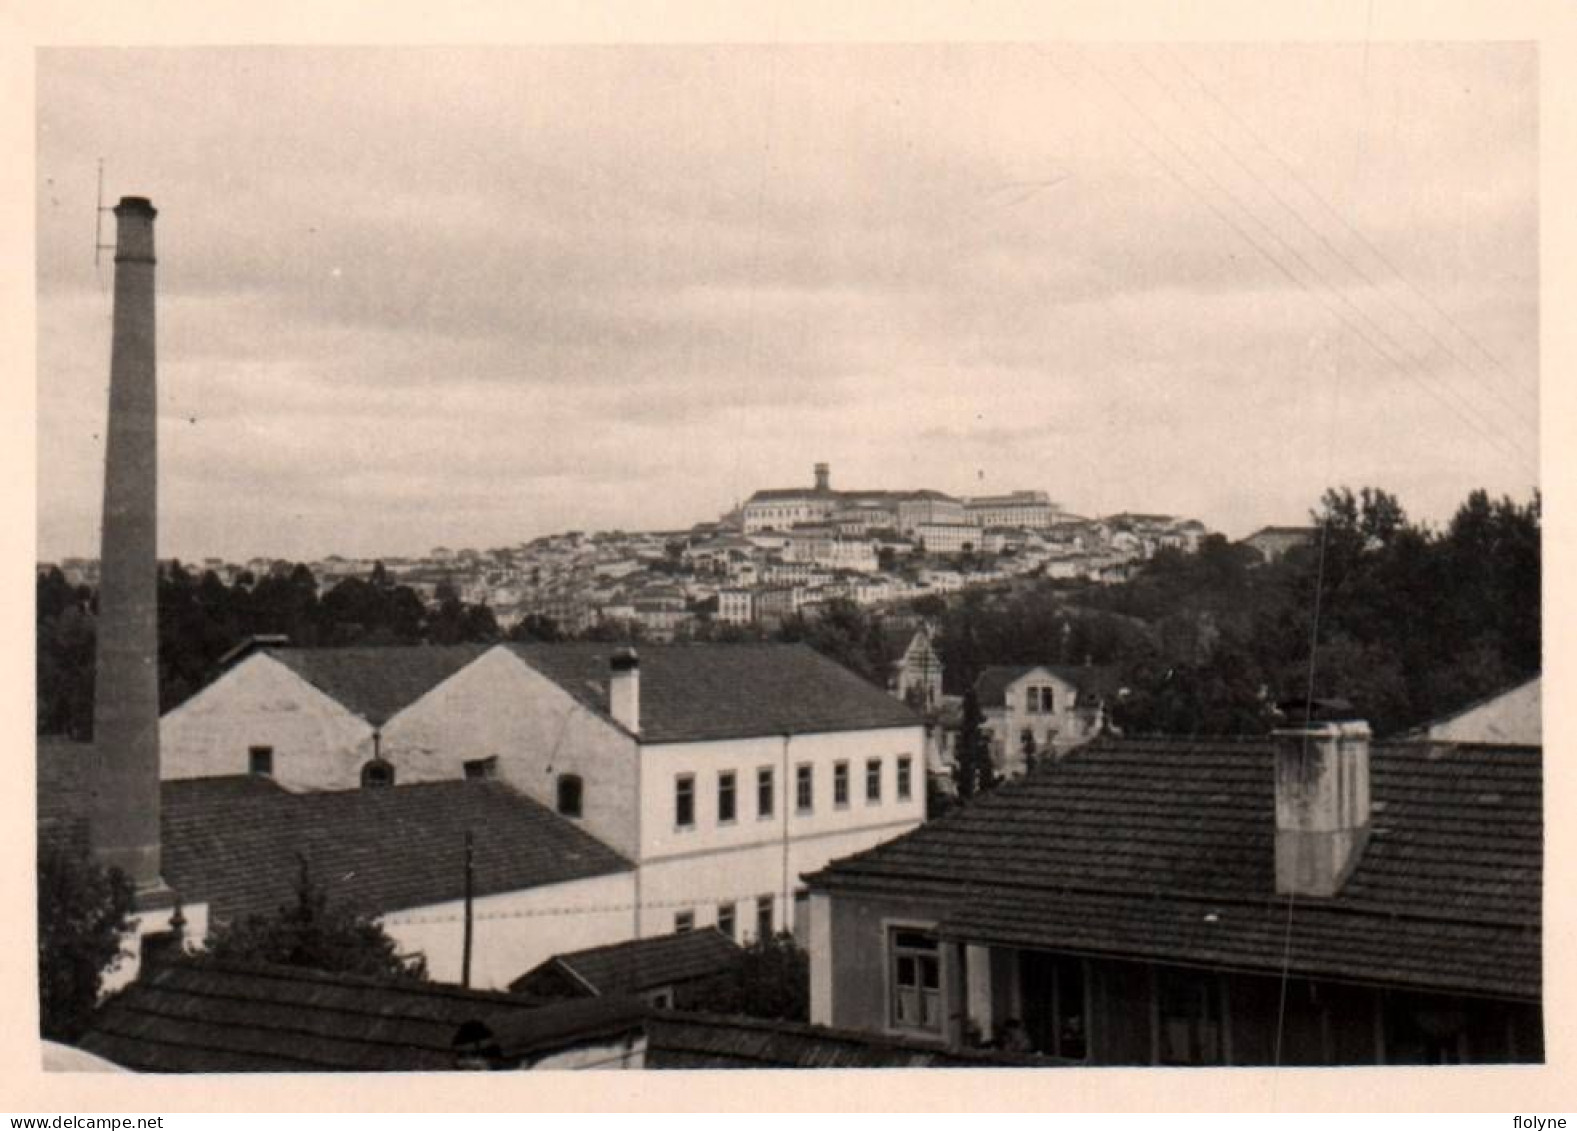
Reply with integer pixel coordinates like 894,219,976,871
644,1012,1065,1069
973,664,1121,707
164,777,631,921
79,963,1051,1072
808,737,1541,1000
505,642,920,743
519,929,742,997
36,741,631,922
78,961,587,1072
265,645,489,726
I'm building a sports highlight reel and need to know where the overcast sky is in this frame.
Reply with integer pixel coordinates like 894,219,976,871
36,44,1538,562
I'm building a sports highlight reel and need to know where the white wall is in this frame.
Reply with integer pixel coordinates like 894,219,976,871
160,654,371,789
1425,677,1541,745
380,646,641,857
383,869,636,991
636,726,926,936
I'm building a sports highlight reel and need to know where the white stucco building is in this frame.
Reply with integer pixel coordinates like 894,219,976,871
153,641,926,950
972,663,1121,775
381,642,927,942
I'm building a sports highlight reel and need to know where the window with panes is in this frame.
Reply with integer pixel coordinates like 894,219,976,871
675,774,695,828
757,766,775,818
889,929,942,1033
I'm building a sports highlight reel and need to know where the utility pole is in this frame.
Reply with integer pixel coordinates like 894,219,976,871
461,829,474,988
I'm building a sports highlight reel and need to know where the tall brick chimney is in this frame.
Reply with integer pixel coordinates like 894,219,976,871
814,462,830,492
89,197,169,904
1272,713,1372,898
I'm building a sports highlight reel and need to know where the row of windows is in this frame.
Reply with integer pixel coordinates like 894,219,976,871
673,895,775,942
675,756,914,829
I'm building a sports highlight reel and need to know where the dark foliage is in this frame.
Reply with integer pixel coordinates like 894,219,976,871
952,688,999,800
38,848,135,1042
36,560,501,736
200,857,428,982
681,932,809,1022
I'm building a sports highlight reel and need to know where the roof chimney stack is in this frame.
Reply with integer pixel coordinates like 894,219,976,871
609,648,640,735
89,197,169,904
1272,708,1372,898
814,462,830,492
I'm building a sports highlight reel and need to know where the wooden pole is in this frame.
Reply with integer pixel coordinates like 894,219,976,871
462,829,474,988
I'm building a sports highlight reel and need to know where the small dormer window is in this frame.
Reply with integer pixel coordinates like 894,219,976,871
361,760,395,788
249,745,274,776
558,773,584,818
464,756,498,781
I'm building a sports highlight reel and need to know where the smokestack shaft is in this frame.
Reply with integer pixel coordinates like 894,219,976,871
90,197,165,897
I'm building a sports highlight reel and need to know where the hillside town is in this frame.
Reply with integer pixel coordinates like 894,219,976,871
43,464,1214,643
34,39,1546,1094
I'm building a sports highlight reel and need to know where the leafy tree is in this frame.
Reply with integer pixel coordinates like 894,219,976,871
508,613,564,643
201,857,428,982
682,931,808,1022
38,848,134,1042
952,688,998,800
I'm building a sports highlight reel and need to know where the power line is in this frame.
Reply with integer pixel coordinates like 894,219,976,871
1131,49,1537,444
1159,44,1537,433
1070,46,1535,472
1051,47,1535,479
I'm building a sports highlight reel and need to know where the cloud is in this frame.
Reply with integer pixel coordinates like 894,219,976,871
35,44,1538,559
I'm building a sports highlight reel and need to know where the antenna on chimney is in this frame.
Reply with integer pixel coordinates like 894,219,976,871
93,158,115,267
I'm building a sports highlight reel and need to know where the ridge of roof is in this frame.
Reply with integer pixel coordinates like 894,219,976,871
263,644,490,726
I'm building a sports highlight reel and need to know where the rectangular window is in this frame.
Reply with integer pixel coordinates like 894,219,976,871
796,764,814,814
1025,687,1039,714
675,774,695,829
756,895,774,941
718,771,737,823
897,756,913,801
866,757,882,803
1041,687,1055,713
674,910,694,934
890,929,942,1033
717,902,736,941
1156,967,1224,1065
248,745,273,776
758,767,775,818
463,756,498,781
833,761,850,807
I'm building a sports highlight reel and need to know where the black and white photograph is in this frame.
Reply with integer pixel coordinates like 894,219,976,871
17,3,1566,1110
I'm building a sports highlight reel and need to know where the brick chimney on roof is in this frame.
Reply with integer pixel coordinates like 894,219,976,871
89,196,170,905
814,462,830,492
609,648,640,735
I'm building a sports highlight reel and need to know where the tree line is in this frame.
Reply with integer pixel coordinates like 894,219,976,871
37,485,1540,743
36,561,505,739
